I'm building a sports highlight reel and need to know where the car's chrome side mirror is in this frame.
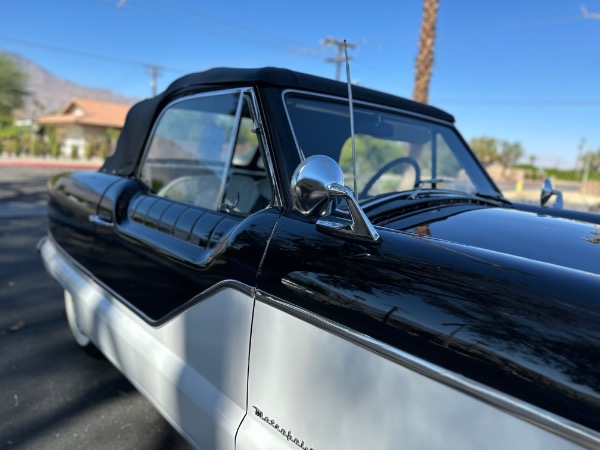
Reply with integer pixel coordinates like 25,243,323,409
291,155,381,242
541,178,563,208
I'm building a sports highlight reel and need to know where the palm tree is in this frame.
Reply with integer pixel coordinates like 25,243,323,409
413,0,439,104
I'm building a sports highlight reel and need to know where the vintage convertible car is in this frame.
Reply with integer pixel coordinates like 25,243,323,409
40,67,600,449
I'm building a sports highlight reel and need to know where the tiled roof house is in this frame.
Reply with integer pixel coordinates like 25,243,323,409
36,98,131,157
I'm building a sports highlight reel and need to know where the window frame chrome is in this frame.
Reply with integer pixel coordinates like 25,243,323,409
243,88,282,207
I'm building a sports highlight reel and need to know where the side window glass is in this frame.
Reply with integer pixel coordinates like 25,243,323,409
140,92,239,210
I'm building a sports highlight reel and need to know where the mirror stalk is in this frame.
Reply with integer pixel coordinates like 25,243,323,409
323,183,381,242
541,179,564,208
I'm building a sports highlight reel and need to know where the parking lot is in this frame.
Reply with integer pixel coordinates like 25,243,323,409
0,166,192,449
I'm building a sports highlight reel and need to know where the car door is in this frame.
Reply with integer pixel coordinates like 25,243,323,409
82,88,279,449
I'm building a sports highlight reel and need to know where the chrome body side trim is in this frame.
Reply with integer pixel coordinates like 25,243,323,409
255,290,600,449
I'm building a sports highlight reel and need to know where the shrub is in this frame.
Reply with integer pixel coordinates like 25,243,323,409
49,141,60,158
47,127,61,159
84,143,94,160
99,142,108,160
30,136,40,157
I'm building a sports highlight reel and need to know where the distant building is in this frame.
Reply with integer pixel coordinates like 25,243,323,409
35,98,130,157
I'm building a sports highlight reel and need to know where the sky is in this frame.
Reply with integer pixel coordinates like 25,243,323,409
1,0,599,168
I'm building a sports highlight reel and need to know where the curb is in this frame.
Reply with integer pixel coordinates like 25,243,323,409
0,159,102,170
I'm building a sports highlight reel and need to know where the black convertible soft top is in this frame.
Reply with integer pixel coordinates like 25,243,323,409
101,67,455,176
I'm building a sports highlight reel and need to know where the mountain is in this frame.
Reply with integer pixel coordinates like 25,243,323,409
3,51,139,119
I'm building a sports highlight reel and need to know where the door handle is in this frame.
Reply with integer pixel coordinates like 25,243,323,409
89,214,114,227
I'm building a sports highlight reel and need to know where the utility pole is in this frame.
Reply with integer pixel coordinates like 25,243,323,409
583,152,592,187
321,37,357,81
146,65,162,97
576,138,586,175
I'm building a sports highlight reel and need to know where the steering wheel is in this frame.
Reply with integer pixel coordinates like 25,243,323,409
360,157,421,198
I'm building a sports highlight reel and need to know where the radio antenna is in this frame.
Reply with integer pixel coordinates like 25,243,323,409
344,40,358,196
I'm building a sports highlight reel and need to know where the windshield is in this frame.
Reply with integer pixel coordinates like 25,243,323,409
284,92,499,202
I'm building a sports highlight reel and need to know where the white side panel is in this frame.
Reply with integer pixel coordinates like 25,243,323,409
42,239,252,450
237,301,582,450
82,288,252,450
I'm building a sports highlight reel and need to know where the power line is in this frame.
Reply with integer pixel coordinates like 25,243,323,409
96,0,318,58
0,35,181,96
0,34,177,72
150,0,309,49
104,0,397,83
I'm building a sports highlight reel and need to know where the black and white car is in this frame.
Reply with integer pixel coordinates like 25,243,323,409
41,67,600,449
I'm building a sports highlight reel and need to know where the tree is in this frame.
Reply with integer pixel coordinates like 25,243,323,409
470,137,499,166
498,141,524,175
413,0,439,104
579,150,600,173
469,136,524,170
528,154,537,167
0,53,27,122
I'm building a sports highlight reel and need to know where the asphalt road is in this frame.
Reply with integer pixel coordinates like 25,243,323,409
0,166,193,450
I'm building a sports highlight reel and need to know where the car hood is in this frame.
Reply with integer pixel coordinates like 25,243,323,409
392,206,600,274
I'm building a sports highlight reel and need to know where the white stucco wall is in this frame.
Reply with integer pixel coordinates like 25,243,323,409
61,125,85,157
60,125,109,158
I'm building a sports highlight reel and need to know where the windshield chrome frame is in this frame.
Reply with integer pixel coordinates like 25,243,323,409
282,89,456,163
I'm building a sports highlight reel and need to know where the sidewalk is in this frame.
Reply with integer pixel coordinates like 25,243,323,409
0,155,103,170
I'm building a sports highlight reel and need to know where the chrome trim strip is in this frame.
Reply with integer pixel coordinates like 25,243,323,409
281,89,456,162
243,88,282,207
255,290,600,449
216,93,245,210
41,234,253,327
281,90,306,162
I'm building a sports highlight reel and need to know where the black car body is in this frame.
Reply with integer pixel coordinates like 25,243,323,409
41,67,600,449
